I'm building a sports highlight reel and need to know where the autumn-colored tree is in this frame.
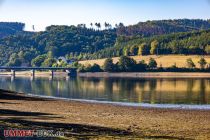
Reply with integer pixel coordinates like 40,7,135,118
150,40,159,55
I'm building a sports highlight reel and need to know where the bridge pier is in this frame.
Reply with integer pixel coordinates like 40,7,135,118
11,76,15,82
66,69,77,77
31,70,35,77
30,70,35,81
0,67,77,78
50,70,54,79
11,70,15,77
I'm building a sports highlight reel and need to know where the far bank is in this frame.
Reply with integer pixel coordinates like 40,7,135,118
2,71,210,78
79,72,210,78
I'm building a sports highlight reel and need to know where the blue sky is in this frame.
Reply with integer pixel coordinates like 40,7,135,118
0,0,209,31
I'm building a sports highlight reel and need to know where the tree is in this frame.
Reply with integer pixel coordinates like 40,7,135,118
31,55,47,67
138,43,149,55
104,22,110,29
118,22,124,28
41,58,56,67
103,58,115,72
89,64,102,72
95,23,101,30
186,58,195,69
7,58,22,66
134,60,147,72
18,51,24,59
150,40,159,55
130,45,138,55
118,56,136,72
123,48,129,56
90,23,93,28
205,45,210,54
198,57,207,69
23,52,33,62
148,58,157,69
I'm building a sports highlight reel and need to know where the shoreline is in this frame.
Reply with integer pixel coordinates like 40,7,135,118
9,90,210,111
79,72,210,78
2,71,210,78
1,89,210,139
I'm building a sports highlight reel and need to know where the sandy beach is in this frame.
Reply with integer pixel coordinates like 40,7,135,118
0,89,210,139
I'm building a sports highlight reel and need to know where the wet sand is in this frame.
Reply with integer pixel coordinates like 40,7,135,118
1,89,210,139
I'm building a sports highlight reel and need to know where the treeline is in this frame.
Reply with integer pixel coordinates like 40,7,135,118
117,19,210,37
0,22,25,38
0,25,116,66
77,56,210,73
88,30,210,59
0,19,210,66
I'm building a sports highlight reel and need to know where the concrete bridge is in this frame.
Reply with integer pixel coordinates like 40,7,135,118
0,67,77,78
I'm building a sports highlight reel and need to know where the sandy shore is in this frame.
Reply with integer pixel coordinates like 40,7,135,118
1,90,210,139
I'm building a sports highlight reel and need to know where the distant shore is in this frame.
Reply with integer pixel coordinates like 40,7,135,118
79,72,210,78
0,71,68,77
1,89,210,139
2,71,210,78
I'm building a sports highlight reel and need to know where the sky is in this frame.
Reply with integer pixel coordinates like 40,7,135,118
0,0,210,31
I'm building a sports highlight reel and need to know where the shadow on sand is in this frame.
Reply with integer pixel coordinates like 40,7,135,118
0,89,193,140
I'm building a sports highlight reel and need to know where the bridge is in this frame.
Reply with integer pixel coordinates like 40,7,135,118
0,67,77,78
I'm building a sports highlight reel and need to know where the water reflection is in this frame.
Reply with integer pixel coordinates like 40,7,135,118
0,76,210,105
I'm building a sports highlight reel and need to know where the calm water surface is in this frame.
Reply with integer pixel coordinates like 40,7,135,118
0,76,210,105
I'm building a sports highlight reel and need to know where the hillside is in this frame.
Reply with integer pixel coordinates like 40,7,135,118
89,29,210,60
0,22,25,38
117,19,210,37
0,25,116,66
0,19,210,66
79,55,210,68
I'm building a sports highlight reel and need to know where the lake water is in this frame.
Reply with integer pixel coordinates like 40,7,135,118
0,76,210,106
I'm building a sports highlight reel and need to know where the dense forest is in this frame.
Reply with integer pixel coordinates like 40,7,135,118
0,22,26,38
0,19,210,67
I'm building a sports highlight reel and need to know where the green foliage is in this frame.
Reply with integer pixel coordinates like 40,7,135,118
205,45,210,54
148,58,157,69
198,57,207,69
123,48,128,56
89,64,103,72
7,58,22,66
186,58,195,68
31,55,47,67
103,58,115,72
135,60,147,72
117,19,210,37
150,40,159,55
41,58,57,67
79,64,102,72
118,56,136,72
130,45,138,55
1,20,210,66
138,43,149,55
0,22,25,38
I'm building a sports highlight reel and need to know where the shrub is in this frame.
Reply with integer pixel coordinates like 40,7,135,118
186,58,195,69
198,57,207,69
148,58,157,69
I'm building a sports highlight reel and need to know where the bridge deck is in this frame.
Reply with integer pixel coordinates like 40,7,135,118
0,67,76,70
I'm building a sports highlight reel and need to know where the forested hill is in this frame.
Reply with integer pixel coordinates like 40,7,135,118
0,25,116,66
89,29,210,60
117,19,210,37
0,22,26,38
0,19,210,66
